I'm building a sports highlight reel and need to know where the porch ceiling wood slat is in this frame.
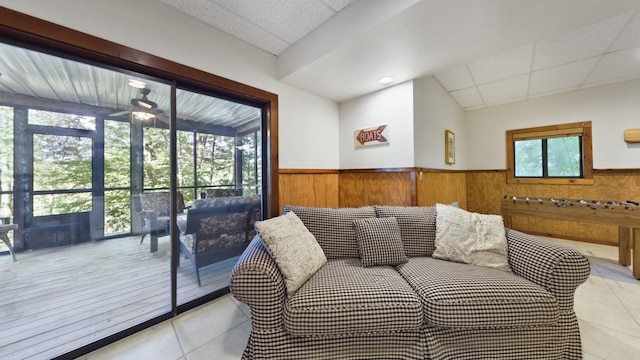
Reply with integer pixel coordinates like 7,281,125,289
0,41,261,128
0,236,236,359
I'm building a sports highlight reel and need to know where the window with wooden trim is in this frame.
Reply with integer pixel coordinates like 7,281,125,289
506,121,593,184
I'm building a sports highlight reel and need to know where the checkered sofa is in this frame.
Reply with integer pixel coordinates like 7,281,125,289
230,205,590,360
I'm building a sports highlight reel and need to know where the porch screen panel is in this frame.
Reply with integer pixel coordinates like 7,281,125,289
32,134,92,216
104,119,130,235
0,106,13,240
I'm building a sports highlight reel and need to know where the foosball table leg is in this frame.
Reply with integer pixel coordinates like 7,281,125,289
619,227,631,267
503,215,512,229
633,228,639,280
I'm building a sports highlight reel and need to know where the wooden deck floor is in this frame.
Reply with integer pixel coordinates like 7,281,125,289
0,235,237,359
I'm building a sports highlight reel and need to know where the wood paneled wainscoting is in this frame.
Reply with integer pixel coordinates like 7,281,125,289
416,169,468,209
339,168,416,208
278,169,340,212
467,169,640,246
279,168,468,211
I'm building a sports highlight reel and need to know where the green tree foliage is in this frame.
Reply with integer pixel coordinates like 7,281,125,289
104,120,130,234
514,139,542,177
195,133,234,187
514,136,581,177
177,130,195,202
1,106,258,238
0,106,13,220
547,136,581,176
143,127,171,189
31,111,94,216
241,131,261,195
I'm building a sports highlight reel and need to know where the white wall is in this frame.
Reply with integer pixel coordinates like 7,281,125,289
466,78,640,170
339,81,415,169
0,0,340,169
413,75,467,169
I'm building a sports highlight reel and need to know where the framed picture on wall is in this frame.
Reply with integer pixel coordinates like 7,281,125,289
445,130,455,165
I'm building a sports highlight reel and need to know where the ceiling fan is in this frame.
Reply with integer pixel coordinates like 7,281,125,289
108,88,166,122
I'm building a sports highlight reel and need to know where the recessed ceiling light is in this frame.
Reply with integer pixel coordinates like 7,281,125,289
129,79,146,89
378,76,394,85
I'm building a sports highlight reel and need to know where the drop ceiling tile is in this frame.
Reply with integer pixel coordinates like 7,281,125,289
533,12,632,70
584,47,640,85
433,65,474,91
529,57,600,95
449,87,484,108
463,104,486,111
478,74,529,105
468,44,533,84
580,73,640,90
528,86,579,100
213,0,335,44
160,0,290,54
321,0,356,12
610,12,640,51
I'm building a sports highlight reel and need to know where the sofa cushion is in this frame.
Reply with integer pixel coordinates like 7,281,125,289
255,211,327,296
374,205,437,257
397,257,560,328
353,217,408,267
284,206,376,258
284,258,423,336
434,204,511,272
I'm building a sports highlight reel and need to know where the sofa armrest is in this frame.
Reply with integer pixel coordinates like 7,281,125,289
230,235,287,330
506,229,590,311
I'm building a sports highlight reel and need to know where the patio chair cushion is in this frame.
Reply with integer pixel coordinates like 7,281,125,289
180,195,261,254
192,194,260,211
206,188,236,198
140,192,170,217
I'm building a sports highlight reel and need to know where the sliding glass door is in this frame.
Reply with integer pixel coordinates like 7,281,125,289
174,88,262,304
0,37,265,359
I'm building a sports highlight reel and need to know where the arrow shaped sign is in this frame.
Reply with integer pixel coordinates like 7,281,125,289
354,125,389,147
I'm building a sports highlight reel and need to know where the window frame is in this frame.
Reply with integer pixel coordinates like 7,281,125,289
506,121,593,185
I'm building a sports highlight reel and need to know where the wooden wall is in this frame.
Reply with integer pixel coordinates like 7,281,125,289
278,169,339,213
416,169,468,209
279,167,640,245
339,169,414,208
278,168,469,211
467,169,640,245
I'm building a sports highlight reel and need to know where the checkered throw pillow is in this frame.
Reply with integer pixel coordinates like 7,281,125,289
353,217,408,267
284,205,376,258
375,205,437,257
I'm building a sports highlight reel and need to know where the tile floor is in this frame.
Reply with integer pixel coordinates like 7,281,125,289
80,238,640,360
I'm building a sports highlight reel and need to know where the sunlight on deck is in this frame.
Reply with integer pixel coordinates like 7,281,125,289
0,235,237,359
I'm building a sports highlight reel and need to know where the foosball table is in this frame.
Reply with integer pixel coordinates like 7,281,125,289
501,195,640,280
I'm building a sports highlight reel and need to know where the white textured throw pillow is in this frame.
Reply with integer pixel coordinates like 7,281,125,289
255,211,327,296
433,204,511,272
